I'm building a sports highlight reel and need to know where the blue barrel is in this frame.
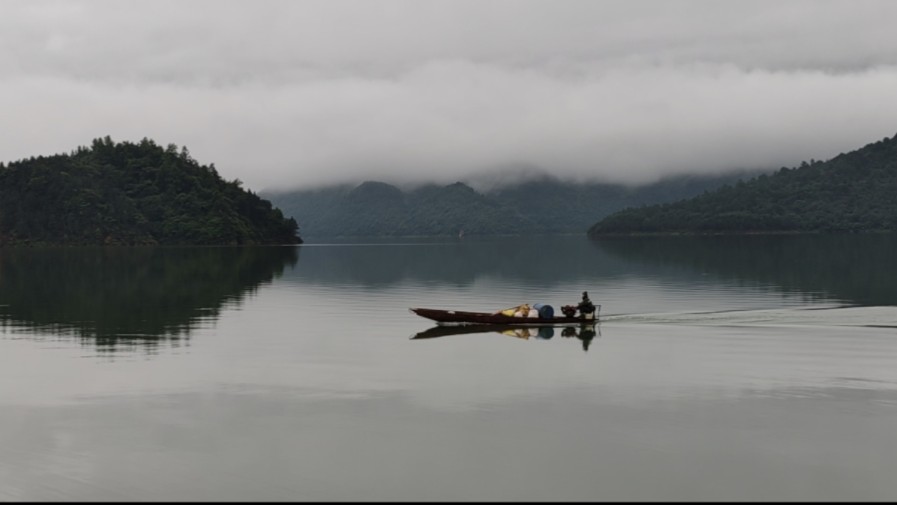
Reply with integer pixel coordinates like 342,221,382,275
533,303,554,319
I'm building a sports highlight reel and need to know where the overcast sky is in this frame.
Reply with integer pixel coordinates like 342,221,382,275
2,0,897,191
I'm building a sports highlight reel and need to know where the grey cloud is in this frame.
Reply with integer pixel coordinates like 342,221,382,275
2,0,897,191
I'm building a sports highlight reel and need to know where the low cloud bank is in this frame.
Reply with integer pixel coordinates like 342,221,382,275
3,61,896,192
3,1,897,191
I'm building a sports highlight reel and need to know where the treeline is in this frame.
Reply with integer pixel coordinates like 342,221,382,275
589,133,897,236
0,137,301,245
264,171,756,238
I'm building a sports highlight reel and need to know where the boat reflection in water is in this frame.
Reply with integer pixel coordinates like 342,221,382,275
411,323,599,352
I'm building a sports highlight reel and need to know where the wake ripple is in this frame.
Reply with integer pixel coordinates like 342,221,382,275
602,305,897,329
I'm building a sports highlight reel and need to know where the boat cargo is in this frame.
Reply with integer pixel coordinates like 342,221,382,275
409,306,600,326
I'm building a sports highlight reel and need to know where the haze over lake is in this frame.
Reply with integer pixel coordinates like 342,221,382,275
2,234,896,501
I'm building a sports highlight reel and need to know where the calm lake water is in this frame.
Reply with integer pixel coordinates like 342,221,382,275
1,234,896,501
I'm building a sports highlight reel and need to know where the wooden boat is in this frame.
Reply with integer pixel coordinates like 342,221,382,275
409,307,599,326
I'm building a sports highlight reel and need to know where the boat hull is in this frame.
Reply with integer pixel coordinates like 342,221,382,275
409,307,598,326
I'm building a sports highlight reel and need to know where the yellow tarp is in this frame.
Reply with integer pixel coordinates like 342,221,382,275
497,304,532,317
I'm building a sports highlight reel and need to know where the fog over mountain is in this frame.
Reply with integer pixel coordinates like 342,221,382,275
2,0,897,192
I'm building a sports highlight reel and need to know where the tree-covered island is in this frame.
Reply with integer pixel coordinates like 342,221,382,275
0,137,301,245
588,133,897,237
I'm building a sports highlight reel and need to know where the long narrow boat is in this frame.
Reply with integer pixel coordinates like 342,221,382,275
409,307,599,326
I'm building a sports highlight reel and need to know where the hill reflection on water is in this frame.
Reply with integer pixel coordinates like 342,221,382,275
3,233,893,353
0,246,298,351
592,233,897,307
292,233,897,307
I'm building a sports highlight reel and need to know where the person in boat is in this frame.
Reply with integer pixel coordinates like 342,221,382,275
577,291,596,320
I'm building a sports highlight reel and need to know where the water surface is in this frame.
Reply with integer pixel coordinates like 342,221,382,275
1,235,896,500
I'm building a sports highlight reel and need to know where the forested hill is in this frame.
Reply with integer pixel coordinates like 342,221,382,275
588,133,897,237
0,137,301,245
264,171,756,238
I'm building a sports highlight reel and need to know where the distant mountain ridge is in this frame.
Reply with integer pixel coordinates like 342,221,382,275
588,132,897,236
264,171,759,238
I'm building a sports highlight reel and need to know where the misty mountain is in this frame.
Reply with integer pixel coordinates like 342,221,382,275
267,180,534,237
588,133,897,236
264,171,758,238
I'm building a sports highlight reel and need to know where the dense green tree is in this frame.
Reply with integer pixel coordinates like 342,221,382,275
588,133,897,236
0,137,301,245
